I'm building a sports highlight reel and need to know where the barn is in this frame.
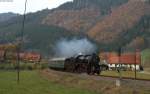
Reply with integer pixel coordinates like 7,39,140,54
99,51,142,71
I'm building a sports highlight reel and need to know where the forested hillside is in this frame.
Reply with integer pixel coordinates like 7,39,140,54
87,0,150,51
0,9,76,55
43,0,128,32
0,0,150,56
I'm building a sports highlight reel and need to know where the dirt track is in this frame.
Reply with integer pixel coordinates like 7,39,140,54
40,69,150,94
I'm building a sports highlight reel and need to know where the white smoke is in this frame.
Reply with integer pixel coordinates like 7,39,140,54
54,38,97,57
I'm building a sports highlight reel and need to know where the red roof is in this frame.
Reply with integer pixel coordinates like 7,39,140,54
20,52,41,62
101,52,141,64
120,53,140,64
108,53,119,64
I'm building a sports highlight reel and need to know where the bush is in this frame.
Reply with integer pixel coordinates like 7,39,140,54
40,63,48,69
0,63,5,70
0,62,48,70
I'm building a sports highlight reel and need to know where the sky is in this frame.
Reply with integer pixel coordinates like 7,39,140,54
0,0,73,14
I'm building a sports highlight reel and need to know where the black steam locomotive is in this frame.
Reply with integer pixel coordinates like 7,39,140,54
64,53,101,75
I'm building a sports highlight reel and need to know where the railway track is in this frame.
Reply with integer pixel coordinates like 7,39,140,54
98,75,150,82
49,67,150,82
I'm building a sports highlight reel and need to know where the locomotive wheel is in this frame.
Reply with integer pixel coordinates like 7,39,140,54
73,63,80,73
91,66,95,75
73,63,87,73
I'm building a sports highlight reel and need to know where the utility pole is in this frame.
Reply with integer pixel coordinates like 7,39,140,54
116,47,122,87
134,49,137,79
118,47,122,80
16,43,21,83
17,0,27,83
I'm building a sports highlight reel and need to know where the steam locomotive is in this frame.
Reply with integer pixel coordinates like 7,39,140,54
64,53,101,75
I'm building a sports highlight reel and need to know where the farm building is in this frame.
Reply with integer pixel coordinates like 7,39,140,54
0,44,41,63
20,52,41,63
99,51,142,71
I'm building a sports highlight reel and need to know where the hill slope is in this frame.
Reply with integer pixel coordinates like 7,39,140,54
43,0,150,51
42,0,128,32
0,0,150,56
88,0,150,42
87,0,150,50
0,9,75,55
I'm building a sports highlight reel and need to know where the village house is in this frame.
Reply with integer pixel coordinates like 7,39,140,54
20,52,41,63
99,51,142,71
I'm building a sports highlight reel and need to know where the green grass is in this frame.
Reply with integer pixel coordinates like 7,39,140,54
141,49,150,67
0,71,97,94
101,71,150,80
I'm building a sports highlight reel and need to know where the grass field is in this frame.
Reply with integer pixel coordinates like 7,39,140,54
1,69,149,94
141,49,150,68
0,70,97,94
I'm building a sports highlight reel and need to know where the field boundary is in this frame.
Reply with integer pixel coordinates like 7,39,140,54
99,75,150,81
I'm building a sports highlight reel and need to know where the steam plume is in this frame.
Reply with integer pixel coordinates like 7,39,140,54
54,38,97,57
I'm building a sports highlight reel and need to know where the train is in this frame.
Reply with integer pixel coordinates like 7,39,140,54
50,53,109,75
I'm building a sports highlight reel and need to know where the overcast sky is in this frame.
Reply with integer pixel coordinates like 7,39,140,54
0,0,73,14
